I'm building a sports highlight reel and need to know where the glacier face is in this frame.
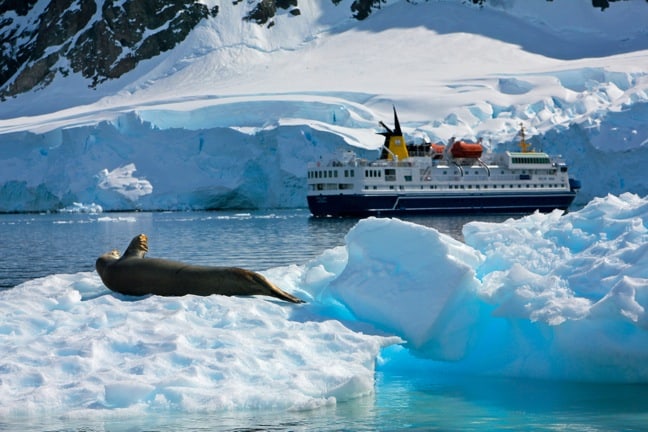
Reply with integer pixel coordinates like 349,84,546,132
0,111,376,212
0,98,646,212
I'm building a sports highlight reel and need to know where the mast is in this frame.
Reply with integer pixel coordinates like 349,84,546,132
518,123,531,153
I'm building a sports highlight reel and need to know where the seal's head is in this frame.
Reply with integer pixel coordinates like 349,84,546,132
95,249,120,279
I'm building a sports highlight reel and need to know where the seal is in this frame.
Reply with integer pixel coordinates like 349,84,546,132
96,234,303,303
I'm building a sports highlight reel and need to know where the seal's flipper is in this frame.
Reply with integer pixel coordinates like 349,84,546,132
250,272,305,304
123,233,149,259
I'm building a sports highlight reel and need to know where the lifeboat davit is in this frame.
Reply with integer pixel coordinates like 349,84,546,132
450,140,483,158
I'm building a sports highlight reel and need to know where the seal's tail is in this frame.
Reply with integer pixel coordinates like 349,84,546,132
252,272,304,304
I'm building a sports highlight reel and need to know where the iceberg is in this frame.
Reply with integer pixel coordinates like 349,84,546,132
325,217,484,361
0,272,398,417
321,193,648,382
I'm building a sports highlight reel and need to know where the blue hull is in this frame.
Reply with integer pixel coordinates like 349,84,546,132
308,191,577,217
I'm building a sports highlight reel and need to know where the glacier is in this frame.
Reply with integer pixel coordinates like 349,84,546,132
0,0,647,212
1,192,646,420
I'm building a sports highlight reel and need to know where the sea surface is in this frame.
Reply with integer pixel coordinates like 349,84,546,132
1,209,648,431
0,209,493,290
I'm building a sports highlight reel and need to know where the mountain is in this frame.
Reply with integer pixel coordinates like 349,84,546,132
0,0,646,212
1,0,643,98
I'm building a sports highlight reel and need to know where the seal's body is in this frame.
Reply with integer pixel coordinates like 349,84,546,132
96,234,303,303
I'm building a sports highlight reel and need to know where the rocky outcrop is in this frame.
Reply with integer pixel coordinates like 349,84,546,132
0,0,218,98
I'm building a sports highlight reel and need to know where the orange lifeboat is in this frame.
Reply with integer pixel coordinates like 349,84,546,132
430,143,445,159
450,140,483,158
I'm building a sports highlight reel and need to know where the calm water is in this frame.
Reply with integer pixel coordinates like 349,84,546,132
0,209,495,290
1,209,647,431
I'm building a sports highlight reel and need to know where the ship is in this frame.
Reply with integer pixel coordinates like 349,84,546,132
307,108,580,217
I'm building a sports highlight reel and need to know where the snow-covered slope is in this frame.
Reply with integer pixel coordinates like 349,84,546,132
0,0,647,212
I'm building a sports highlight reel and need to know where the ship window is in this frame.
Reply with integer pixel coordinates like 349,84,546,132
404,175,412,182
350,170,354,177
334,171,338,178
443,171,447,175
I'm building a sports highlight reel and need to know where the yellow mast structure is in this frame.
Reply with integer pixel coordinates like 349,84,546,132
518,123,532,153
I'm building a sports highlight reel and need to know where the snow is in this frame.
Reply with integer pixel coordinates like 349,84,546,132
0,0,648,417
0,0,647,211
0,272,398,416
1,193,647,418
